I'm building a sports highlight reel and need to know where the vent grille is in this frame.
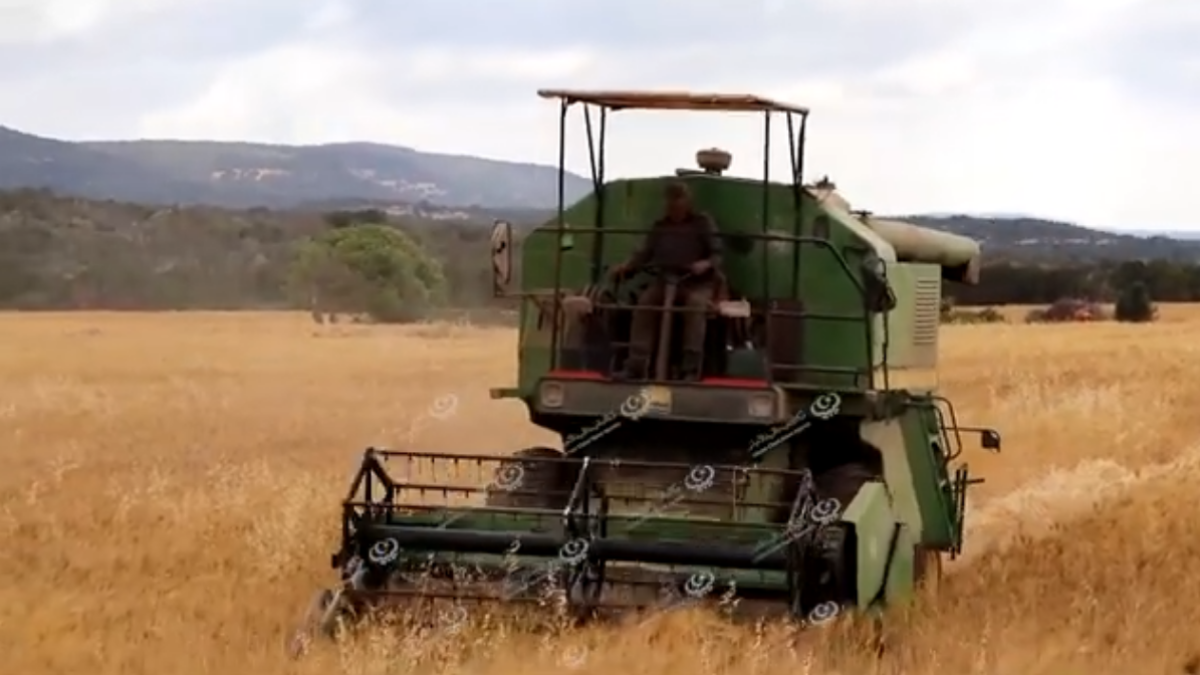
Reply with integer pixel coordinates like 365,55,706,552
913,275,941,347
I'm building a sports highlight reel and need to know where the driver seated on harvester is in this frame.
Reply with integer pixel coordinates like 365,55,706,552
607,181,723,381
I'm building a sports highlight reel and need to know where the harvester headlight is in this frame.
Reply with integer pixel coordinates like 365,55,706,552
747,393,775,419
539,381,565,408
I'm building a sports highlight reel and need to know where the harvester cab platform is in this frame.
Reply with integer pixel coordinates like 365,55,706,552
295,88,1003,655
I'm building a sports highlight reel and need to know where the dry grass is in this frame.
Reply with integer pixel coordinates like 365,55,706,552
972,303,1193,324
2,310,1199,675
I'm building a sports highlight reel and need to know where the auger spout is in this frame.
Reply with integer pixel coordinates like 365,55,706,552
865,217,982,284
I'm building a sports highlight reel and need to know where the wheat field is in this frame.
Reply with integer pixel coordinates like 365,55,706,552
2,310,1199,675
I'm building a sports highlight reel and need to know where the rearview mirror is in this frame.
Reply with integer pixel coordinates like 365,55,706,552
954,426,1002,453
490,219,513,295
980,429,1001,452
861,253,897,313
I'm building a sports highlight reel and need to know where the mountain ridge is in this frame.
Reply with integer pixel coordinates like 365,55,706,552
2,124,1198,261
0,125,593,210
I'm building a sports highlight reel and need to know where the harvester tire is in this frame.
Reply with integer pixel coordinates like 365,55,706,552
913,546,943,594
774,461,879,527
485,446,569,510
814,462,880,506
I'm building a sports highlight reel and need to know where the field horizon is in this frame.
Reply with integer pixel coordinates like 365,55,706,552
2,311,1198,675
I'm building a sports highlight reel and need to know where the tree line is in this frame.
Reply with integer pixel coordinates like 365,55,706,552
0,189,1198,318
0,191,504,314
947,259,1200,305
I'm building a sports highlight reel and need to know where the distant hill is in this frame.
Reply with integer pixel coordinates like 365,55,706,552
2,124,1199,262
1125,230,1200,241
0,126,592,210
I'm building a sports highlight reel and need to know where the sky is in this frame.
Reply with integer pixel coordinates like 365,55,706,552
0,0,1197,231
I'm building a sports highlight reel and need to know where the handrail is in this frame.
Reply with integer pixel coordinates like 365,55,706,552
533,228,868,296
524,228,883,386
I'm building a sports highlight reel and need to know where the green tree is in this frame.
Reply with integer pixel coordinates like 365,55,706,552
323,209,389,229
288,223,447,323
1114,280,1157,323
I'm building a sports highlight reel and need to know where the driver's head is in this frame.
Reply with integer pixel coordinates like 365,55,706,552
664,181,691,221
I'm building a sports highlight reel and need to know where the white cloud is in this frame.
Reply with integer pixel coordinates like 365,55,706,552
301,0,351,32
400,48,595,84
0,0,108,44
138,44,407,143
0,0,222,43
872,51,977,98
1,0,1197,230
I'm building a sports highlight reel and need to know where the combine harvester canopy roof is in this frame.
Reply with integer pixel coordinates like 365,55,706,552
535,88,811,113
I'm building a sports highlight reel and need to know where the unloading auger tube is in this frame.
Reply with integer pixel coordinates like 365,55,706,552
864,217,980,270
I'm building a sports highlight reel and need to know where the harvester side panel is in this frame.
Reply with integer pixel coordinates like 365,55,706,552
878,263,942,392
858,409,957,553
903,404,960,551
839,482,902,609
786,194,880,390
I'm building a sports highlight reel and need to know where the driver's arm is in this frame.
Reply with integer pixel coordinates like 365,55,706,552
698,213,723,269
625,221,662,269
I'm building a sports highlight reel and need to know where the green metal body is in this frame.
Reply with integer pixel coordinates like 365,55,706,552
473,168,994,613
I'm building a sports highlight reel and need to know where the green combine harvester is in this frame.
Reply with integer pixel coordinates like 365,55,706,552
294,89,1001,651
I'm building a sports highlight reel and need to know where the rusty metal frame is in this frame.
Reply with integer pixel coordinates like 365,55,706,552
537,89,809,114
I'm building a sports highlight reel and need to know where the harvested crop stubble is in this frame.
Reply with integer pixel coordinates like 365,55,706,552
1,311,1199,675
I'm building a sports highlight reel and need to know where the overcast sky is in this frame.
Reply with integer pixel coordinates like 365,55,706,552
0,0,1196,230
